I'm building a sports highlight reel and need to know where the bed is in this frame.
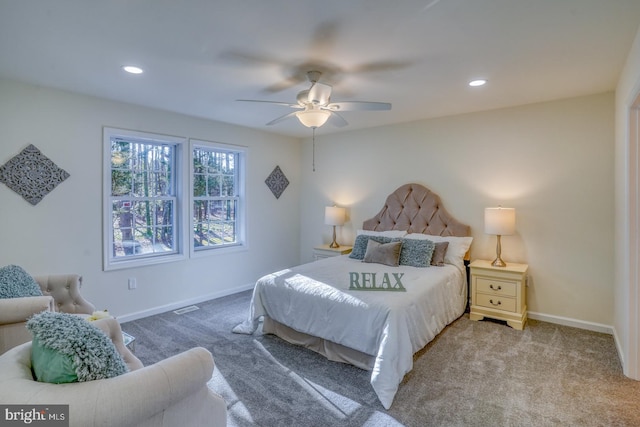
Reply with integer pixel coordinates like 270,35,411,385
233,183,472,409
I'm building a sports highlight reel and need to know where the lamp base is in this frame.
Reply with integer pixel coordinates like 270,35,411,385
491,257,507,267
329,225,340,248
492,234,507,267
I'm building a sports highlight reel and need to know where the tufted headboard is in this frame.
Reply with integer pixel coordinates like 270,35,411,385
362,183,470,237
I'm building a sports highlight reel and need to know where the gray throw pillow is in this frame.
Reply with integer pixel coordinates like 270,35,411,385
363,240,403,266
0,265,42,299
349,235,397,260
431,242,449,266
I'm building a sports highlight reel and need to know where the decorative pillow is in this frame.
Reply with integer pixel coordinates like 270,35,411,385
356,229,407,238
398,238,435,267
27,311,128,383
363,240,403,266
431,242,449,266
0,265,42,299
31,337,78,383
349,235,398,260
404,234,473,269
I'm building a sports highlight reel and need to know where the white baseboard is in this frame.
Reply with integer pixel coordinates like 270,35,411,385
116,283,255,323
612,326,625,368
528,311,613,335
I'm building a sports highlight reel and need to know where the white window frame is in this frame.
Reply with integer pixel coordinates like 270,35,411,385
189,139,247,258
103,127,188,271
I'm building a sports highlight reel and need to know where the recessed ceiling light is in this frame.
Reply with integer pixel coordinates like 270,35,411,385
122,65,144,74
469,79,487,87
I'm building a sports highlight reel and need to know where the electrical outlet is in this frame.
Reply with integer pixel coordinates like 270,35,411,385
128,278,137,290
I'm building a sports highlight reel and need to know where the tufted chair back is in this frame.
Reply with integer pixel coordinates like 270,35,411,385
34,274,95,314
0,274,96,354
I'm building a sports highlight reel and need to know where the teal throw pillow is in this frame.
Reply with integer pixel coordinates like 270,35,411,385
31,337,78,384
399,238,436,267
0,265,42,299
27,311,128,383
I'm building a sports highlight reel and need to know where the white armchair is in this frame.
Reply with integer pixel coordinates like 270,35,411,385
0,317,228,427
0,274,95,354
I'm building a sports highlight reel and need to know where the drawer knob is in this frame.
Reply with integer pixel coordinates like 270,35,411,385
489,284,502,291
489,299,502,306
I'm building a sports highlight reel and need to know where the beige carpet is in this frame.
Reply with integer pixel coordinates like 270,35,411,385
122,291,640,426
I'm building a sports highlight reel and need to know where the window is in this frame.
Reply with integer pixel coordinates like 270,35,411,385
103,128,186,270
191,140,246,254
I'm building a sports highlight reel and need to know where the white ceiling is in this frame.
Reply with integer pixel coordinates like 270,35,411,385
1,0,639,138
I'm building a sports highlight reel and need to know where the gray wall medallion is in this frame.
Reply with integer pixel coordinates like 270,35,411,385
265,165,289,199
0,144,70,205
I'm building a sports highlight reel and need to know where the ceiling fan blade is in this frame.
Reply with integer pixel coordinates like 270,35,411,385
236,99,301,108
329,111,348,127
327,101,391,111
308,82,332,106
266,111,299,126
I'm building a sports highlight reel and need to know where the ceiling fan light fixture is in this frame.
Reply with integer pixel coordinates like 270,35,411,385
122,65,144,74
469,79,487,87
296,109,331,128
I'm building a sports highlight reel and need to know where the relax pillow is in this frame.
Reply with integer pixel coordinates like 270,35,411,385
363,239,403,266
27,311,128,384
398,238,435,268
349,235,398,260
0,265,42,299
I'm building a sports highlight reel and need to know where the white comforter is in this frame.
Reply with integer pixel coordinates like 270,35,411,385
233,255,467,409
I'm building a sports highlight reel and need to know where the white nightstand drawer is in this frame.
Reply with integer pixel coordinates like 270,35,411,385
476,278,517,297
476,293,516,312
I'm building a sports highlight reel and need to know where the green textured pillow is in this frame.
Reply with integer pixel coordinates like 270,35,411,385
31,337,78,384
399,238,436,267
363,240,403,266
349,235,397,260
0,265,42,299
27,312,128,383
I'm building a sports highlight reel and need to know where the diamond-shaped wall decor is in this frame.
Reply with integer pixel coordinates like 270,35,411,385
0,144,70,205
265,165,289,199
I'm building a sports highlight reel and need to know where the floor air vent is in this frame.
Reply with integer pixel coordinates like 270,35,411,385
173,305,199,315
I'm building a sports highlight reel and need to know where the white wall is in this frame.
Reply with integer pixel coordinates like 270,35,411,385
0,79,301,320
300,93,614,327
615,25,640,379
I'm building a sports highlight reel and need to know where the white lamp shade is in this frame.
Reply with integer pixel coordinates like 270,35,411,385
484,207,516,235
296,109,331,128
325,206,346,226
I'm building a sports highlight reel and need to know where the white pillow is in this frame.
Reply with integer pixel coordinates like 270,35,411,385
404,233,473,268
356,229,407,238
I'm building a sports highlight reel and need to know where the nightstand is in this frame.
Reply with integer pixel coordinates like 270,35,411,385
469,259,529,330
313,244,352,260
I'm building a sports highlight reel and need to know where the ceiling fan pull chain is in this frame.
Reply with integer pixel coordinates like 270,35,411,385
312,127,316,172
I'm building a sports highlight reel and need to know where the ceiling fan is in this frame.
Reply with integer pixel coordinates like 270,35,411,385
237,70,391,129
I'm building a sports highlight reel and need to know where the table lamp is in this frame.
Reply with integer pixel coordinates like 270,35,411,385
484,207,516,267
325,206,346,248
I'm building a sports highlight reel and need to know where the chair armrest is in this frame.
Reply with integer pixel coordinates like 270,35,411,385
0,296,53,323
34,274,96,315
91,317,143,371
90,347,216,426
0,344,226,427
